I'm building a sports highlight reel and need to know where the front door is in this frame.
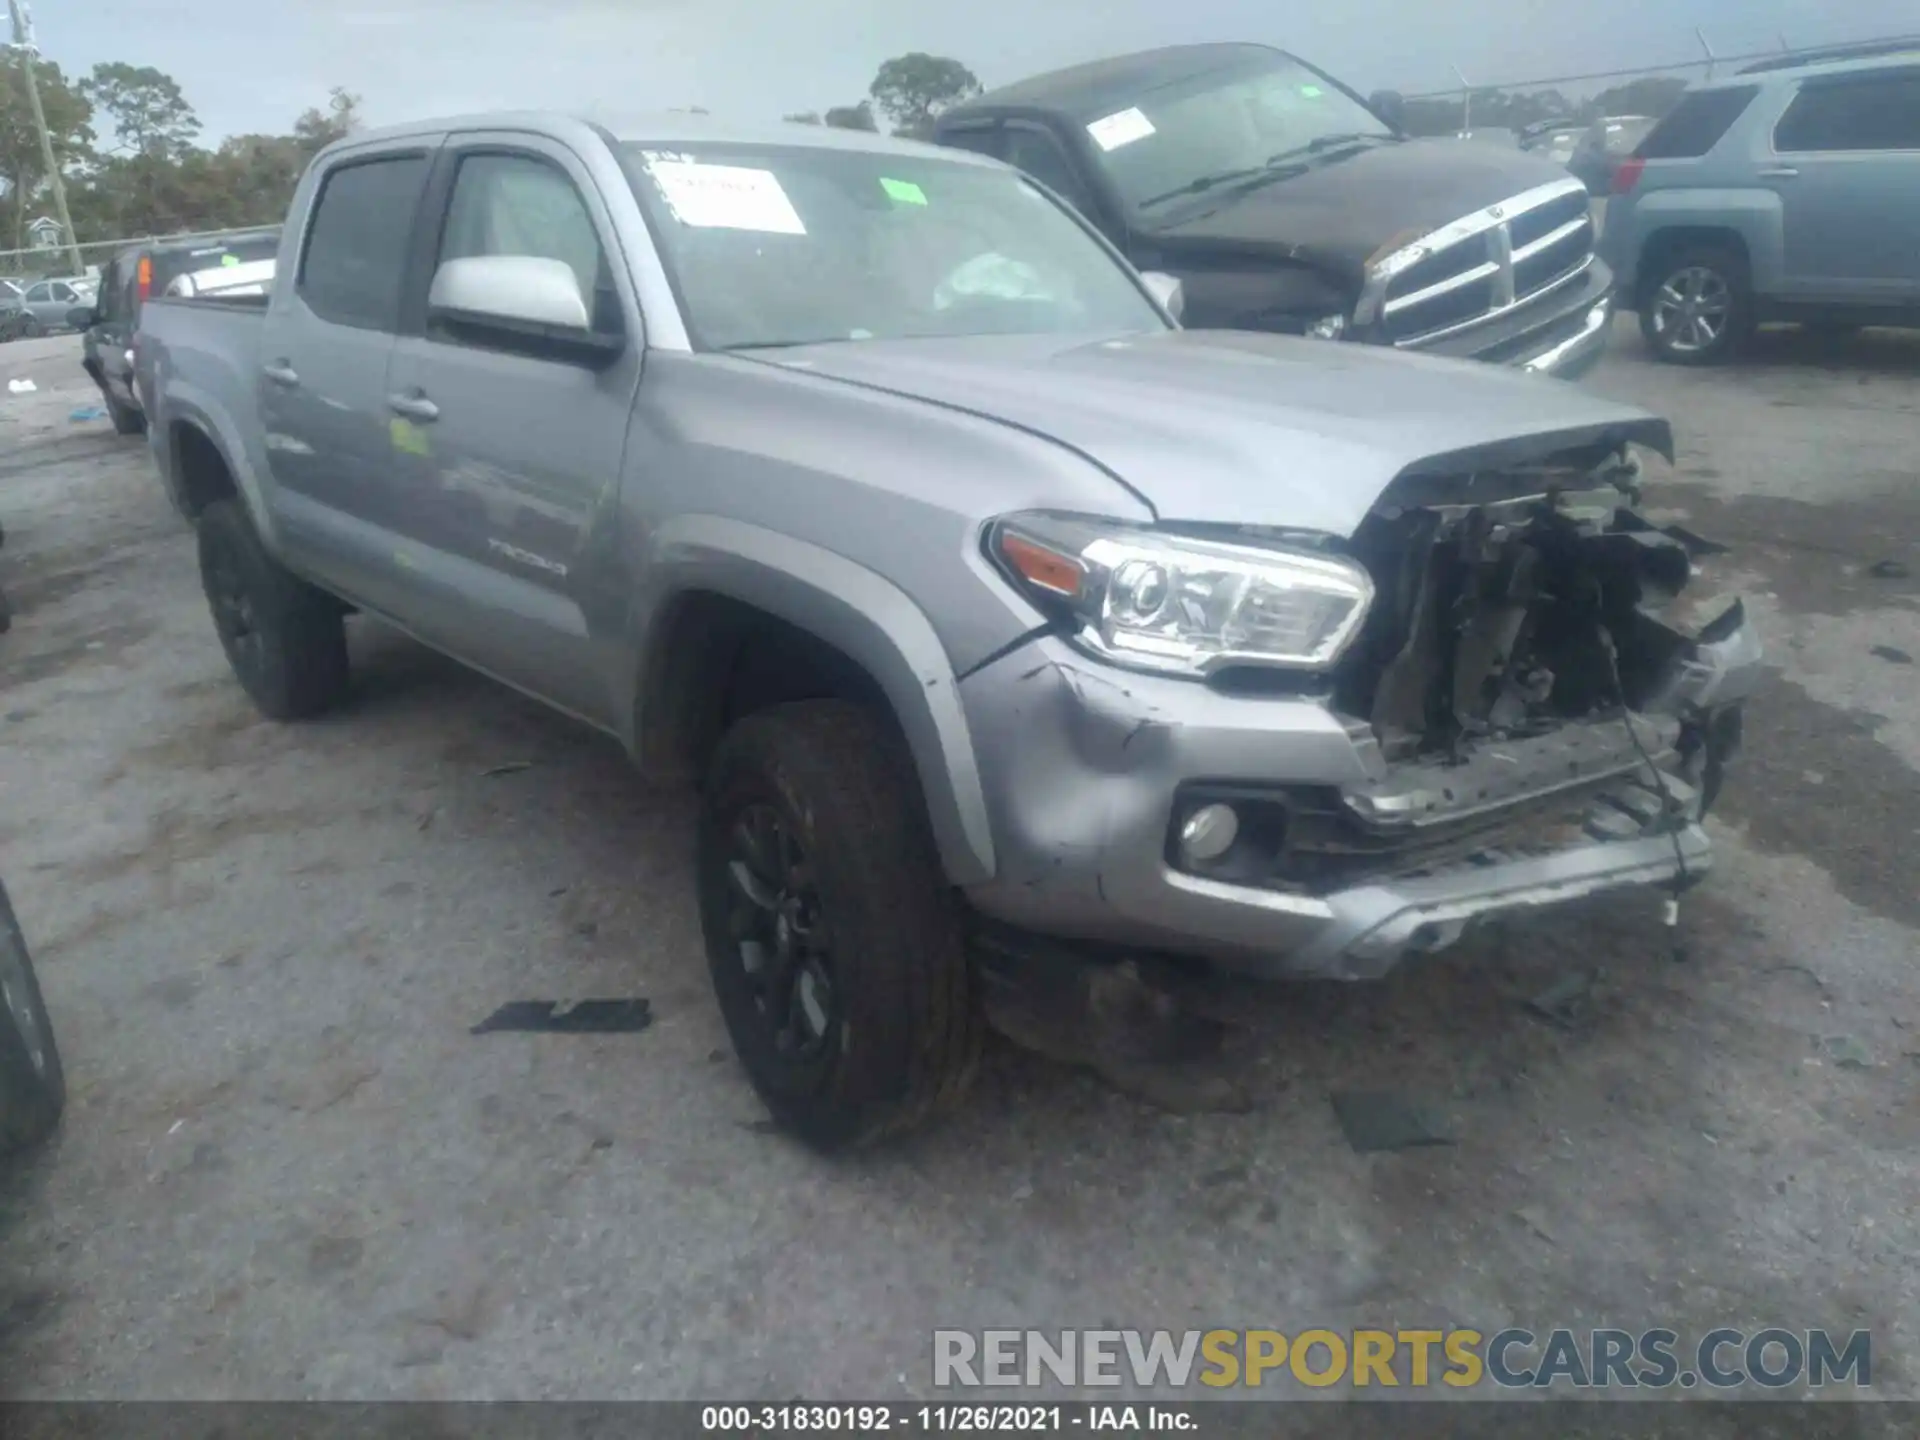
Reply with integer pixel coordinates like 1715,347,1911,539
257,146,438,606
382,136,643,725
1770,67,1920,304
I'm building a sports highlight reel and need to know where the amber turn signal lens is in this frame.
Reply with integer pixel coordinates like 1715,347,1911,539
1000,531,1086,599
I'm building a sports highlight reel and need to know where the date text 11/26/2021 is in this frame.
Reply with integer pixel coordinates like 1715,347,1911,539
702,1405,1196,1432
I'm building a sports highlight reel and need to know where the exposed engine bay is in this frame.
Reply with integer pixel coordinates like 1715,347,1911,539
1338,442,1737,764
1182,442,1756,899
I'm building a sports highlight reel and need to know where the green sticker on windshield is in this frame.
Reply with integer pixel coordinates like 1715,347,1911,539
1300,84,1324,98
880,177,928,205
221,253,241,266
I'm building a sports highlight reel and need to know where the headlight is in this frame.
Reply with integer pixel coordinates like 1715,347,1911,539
1306,313,1347,340
990,513,1373,677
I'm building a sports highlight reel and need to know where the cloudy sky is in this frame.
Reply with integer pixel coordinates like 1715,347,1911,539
32,0,1920,145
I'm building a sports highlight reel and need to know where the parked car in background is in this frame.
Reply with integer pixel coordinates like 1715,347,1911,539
0,293,29,342
1602,49,1920,364
1450,127,1520,147
1522,122,1589,167
2,275,95,338
1568,115,1657,194
78,229,281,435
933,43,1616,379
137,111,1757,1149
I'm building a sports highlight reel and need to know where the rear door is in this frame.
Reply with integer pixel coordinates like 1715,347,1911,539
258,143,440,603
380,133,642,722
1769,67,1920,302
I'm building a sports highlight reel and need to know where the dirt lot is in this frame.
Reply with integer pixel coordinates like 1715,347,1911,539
1,322,1916,1403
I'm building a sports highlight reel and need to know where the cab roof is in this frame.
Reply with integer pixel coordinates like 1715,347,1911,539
950,43,1286,121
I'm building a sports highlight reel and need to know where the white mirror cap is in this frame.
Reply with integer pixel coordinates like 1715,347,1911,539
429,255,590,330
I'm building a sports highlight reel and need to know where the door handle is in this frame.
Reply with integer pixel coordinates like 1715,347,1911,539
261,361,299,387
1759,166,1799,179
387,393,440,423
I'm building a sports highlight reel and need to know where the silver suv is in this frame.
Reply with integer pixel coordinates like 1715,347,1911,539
1601,46,1920,364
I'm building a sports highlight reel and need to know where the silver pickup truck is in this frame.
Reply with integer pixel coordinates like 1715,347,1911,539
136,111,1762,1149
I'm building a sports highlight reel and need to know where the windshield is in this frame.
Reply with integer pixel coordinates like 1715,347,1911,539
1079,53,1394,217
619,141,1166,351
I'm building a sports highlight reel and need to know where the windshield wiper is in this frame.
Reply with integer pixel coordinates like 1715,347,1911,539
1137,166,1268,210
1141,133,1396,210
1265,131,1394,165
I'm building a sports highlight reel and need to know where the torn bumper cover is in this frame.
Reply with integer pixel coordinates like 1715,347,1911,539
958,594,1762,983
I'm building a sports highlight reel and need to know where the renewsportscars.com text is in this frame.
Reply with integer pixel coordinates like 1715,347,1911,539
933,1327,1871,1391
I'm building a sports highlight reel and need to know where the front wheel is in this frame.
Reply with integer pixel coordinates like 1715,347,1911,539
0,879,65,1156
698,700,979,1151
20,314,44,340
1639,246,1753,365
196,499,350,720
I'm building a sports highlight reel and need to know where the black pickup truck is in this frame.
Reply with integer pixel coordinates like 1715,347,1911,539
77,228,280,436
934,43,1616,379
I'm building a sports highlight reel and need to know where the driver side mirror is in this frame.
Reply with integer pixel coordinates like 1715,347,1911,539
1140,270,1185,323
427,255,627,367
1369,90,1407,133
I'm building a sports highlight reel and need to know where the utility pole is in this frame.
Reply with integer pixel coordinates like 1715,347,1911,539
1451,65,1472,133
5,0,85,275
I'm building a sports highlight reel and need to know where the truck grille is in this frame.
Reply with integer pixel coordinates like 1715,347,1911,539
1363,179,1596,347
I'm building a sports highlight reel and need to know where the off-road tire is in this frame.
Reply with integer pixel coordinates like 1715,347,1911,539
103,386,146,436
0,879,65,1156
196,499,349,720
698,700,979,1151
1638,244,1754,366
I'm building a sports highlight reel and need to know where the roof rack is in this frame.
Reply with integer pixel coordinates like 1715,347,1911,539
1736,37,1920,75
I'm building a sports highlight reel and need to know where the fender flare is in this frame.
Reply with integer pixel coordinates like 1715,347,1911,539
152,375,278,546
630,515,996,887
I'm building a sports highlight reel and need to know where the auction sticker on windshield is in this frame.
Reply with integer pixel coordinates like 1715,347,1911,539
1087,106,1156,151
642,158,806,234
880,177,928,206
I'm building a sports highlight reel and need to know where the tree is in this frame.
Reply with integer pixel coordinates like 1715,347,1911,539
1586,75,1689,121
868,53,980,138
81,61,199,158
824,101,878,132
292,87,361,158
0,56,94,252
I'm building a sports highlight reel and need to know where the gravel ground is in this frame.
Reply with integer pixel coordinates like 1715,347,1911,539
0,320,1915,1403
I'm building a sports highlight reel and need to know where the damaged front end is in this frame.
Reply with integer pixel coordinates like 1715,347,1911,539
1190,438,1761,934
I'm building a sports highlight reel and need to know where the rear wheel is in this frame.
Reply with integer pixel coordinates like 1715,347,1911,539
20,313,44,340
1639,245,1753,365
698,700,979,1151
196,499,350,720
0,879,65,1156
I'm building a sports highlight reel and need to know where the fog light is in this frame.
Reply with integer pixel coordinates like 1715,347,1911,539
1178,803,1239,863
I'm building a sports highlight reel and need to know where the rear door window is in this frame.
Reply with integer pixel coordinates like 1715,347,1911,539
1775,71,1920,152
1638,86,1761,158
298,154,432,329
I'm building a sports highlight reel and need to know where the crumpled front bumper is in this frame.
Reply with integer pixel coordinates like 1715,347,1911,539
958,604,1762,981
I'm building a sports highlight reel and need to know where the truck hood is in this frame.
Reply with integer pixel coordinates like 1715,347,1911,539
741,329,1669,536
1145,138,1576,283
